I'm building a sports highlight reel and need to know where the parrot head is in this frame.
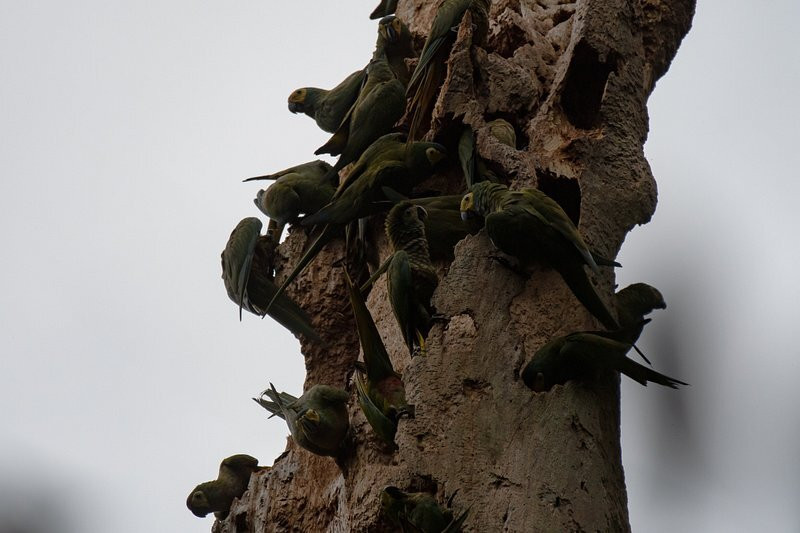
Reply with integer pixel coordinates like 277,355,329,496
253,189,269,217
287,88,307,113
462,181,506,220
221,454,259,471
258,183,300,226
460,192,476,221
186,487,212,517
378,15,398,42
378,15,406,44
380,486,407,518
521,358,554,392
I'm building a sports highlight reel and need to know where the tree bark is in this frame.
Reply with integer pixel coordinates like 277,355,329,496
214,0,695,531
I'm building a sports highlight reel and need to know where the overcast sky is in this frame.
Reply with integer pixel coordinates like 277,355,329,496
1,1,798,532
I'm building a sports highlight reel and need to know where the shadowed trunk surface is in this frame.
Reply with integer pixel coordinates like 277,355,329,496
214,0,694,531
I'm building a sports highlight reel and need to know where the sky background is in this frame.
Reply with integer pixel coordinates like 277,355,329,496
1,1,798,532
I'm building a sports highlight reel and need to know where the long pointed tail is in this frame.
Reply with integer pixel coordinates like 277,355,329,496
558,262,619,330
264,225,336,313
618,357,688,389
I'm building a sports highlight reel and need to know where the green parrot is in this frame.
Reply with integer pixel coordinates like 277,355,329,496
221,217,321,342
243,160,336,240
186,454,264,519
345,271,413,445
375,15,416,86
288,69,366,134
612,282,667,344
406,0,491,141
460,182,620,330
381,486,469,532
362,201,438,355
306,136,447,227
458,118,517,188
370,0,398,19
253,383,350,457
520,329,688,392
315,54,406,182
264,136,447,314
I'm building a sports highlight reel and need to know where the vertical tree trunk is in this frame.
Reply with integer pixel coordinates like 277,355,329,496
215,0,694,531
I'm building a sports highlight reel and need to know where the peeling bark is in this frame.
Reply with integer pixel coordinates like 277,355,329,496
215,0,695,531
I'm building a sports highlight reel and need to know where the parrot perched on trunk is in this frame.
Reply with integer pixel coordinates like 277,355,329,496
289,13,412,134
611,282,667,344
345,272,413,445
406,0,491,141
460,182,620,330
521,329,688,392
265,136,446,315
220,217,321,342
243,160,336,240
370,0,398,19
458,118,517,188
306,136,447,227
362,201,438,355
288,69,366,134
522,282,686,391
186,454,264,519
381,486,469,532
253,383,350,457
375,15,416,86
315,54,406,182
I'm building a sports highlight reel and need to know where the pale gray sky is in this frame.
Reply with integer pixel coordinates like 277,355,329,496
1,1,797,532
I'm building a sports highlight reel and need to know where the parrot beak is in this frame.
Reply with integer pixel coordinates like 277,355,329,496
288,102,302,113
386,24,398,43
460,210,473,222
532,372,547,393
416,206,428,220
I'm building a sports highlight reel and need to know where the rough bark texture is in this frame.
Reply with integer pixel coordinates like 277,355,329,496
215,0,694,531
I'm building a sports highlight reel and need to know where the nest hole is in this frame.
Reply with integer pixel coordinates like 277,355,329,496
560,40,619,129
536,170,581,226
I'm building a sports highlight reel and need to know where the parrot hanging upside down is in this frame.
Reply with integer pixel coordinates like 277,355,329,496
220,217,322,342
253,383,350,457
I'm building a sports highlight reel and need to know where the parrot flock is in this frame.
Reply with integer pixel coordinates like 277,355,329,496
188,1,687,529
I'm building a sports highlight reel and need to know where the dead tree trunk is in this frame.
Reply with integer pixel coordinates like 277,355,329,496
215,0,694,531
